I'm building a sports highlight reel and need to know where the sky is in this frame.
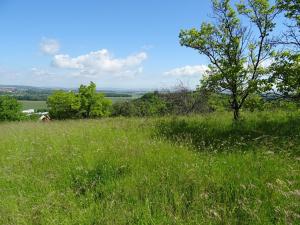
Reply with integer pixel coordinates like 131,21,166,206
0,0,280,90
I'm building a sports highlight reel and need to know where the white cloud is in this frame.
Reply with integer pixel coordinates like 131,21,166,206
52,49,147,77
40,38,60,55
31,67,55,77
164,65,209,77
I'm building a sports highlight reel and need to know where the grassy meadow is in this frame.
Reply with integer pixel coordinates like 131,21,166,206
0,111,300,224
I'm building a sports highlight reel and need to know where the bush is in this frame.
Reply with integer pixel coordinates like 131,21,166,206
47,91,81,119
78,82,112,118
112,101,138,117
0,96,24,121
264,99,299,111
47,82,112,120
112,90,211,117
207,93,230,112
243,94,265,112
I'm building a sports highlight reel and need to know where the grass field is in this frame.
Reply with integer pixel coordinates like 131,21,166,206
20,100,48,110
0,111,299,224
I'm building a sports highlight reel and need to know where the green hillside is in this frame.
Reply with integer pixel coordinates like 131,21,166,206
0,111,299,224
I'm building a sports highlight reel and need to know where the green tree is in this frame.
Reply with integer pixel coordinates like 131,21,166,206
47,91,81,119
243,94,264,111
269,0,299,101
270,52,300,100
179,0,278,120
78,82,111,118
0,96,23,121
47,83,112,120
276,0,300,48
112,101,137,117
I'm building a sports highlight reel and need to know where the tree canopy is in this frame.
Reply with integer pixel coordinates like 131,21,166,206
47,82,112,119
0,96,23,121
180,0,278,120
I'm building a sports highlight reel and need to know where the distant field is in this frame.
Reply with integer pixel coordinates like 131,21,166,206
19,100,47,110
107,96,138,103
20,96,141,110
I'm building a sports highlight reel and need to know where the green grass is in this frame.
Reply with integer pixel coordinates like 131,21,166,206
19,100,47,110
0,111,299,224
156,111,300,155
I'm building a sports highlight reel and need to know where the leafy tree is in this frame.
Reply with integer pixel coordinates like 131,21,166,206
0,96,23,121
78,82,111,118
111,90,211,117
243,94,264,111
47,91,81,119
137,92,168,116
276,0,300,48
270,52,300,100
269,1,299,101
207,92,231,112
112,101,137,117
179,0,278,120
47,82,112,119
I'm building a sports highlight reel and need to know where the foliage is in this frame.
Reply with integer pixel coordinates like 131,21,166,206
47,82,112,119
112,90,211,117
78,82,112,118
134,92,168,116
111,101,137,117
112,92,167,117
264,99,299,111
276,0,300,48
160,87,212,115
243,94,265,111
0,96,24,121
207,92,231,112
277,0,300,24
0,112,299,224
179,0,278,120
0,88,54,101
270,52,300,100
47,91,81,119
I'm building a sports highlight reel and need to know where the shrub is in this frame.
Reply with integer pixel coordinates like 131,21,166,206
112,90,211,117
0,96,24,121
47,82,112,120
47,91,81,119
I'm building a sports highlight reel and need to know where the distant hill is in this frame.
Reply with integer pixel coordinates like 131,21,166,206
0,84,146,101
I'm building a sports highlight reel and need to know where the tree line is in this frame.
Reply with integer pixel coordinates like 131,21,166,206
0,82,298,121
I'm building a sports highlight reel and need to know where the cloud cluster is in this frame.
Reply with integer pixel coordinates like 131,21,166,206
164,65,209,77
40,38,60,55
52,49,147,77
35,38,210,88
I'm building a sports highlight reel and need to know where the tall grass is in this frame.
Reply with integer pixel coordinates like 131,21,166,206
156,111,300,155
0,112,299,224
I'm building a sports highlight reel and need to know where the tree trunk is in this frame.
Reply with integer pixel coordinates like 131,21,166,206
233,107,240,121
231,93,240,121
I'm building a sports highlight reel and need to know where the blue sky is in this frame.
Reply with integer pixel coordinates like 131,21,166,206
0,0,279,89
